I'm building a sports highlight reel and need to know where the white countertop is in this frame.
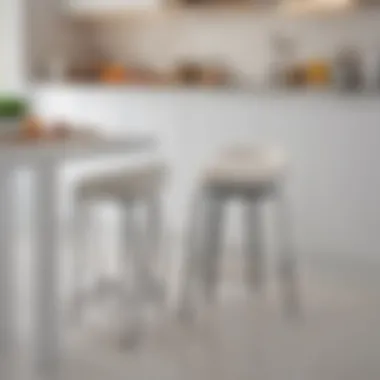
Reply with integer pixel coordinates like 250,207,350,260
0,134,155,163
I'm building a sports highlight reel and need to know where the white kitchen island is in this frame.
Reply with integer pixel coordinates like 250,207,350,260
31,85,380,264
0,133,155,379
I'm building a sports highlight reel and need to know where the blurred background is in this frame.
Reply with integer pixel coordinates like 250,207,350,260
1,0,380,379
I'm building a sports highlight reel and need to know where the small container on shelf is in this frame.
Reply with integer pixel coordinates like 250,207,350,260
334,47,364,92
304,60,331,87
176,62,204,85
100,64,127,84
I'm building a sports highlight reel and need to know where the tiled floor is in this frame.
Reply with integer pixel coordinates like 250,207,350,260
60,271,380,380
8,233,380,380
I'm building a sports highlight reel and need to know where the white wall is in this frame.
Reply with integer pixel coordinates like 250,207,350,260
0,0,25,93
2,0,78,86
0,0,63,91
94,9,380,86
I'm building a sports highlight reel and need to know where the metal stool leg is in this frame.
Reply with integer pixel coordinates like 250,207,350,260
146,194,162,272
118,203,145,348
178,191,205,321
201,190,225,303
145,194,166,306
70,198,92,325
276,189,300,318
243,199,264,291
120,201,162,347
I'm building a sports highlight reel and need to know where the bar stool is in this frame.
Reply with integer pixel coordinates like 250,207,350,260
179,145,299,320
70,162,167,346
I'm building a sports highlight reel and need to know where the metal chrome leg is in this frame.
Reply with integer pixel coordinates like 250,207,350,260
178,191,205,322
120,202,161,348
201,191,225,303
70,198,91,326
243,199,264,291
276,189,300,318
120,203,143,347
146,194,162,272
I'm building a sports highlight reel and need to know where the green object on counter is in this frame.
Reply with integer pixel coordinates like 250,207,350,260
0,96,28,119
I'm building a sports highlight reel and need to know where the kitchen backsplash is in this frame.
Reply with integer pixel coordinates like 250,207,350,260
86,8,380,87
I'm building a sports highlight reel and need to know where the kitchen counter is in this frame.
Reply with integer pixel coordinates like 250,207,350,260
31,83,380,263
31,83,380,97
